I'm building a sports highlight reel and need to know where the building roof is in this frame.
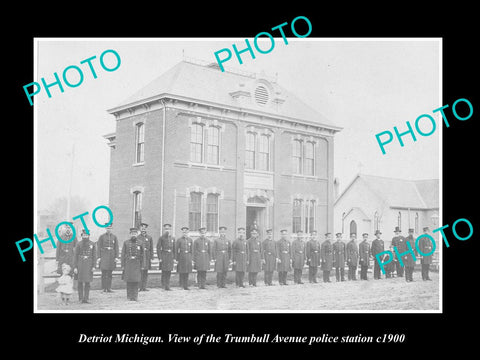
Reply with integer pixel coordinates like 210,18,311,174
108,60,340,130
335,174,439,210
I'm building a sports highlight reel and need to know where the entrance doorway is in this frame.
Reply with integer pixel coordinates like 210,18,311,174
246,206,265,239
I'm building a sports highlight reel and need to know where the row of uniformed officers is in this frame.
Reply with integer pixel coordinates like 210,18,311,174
56,222,434,303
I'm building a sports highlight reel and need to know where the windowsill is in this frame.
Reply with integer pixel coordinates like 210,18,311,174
285,173,325,180
244,169,274,175
132,162,145,167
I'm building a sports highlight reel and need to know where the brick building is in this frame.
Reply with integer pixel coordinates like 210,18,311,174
104,60,341,243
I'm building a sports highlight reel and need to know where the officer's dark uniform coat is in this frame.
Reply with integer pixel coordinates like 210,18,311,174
276,238,292,272
418,236,433,264
74,239,96,282
212,237,231,272
320,240,333,271
157,232,176,271
97,232,118,271
121,239,144,282
137,233,154,270
247,237,262,272
176,235,193,273
56,236,77,274
232,238,248,272
333,240,346,268
291,238,305,269
262,238,277,271
346,240,359,266
306,239,321,267
193,236,211,271
359,240,371,266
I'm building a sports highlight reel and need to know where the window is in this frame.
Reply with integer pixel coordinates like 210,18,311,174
292,199,303,233
245,132,256,169
206,126,220,165
258,134,270,171
135,123,145,163
206,193,219,232
293,140,303,174
132,191,142,228
415,212,419,234
305,200,315,233
350,220,357,236
189,192,202,230
397,212,402,230
190,124,203,163
304,142,315,176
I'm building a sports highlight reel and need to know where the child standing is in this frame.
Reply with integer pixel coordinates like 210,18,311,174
56,263,74,305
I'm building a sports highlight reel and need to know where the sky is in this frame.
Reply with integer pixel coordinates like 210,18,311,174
35,38,440,216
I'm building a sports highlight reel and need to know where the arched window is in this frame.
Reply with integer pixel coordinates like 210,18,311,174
206,126,220,165
292,199,303,233
189,192,202,230
190,123,204,163
350,220,357,236
304,142,315,176
305,200,316,233
135,122,145,163
398,212,402,230
132,191,142,228
245,132,256,169
293,139,303,174
258,134,270,171
374,211,379,231
342,212,346,233
206,193,219,232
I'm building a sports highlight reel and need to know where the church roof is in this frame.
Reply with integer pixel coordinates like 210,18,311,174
336,174,439,210
108,60,340,130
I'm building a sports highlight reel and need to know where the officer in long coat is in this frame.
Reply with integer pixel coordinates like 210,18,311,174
232,227,247,287
56,225,77,276
73,230,96,304
96,223,118,292
247,228,262,287
403,228,418,282
137,222,153,291
391,227,406,277
212,226,231,288
418,226,433,281
276,229,292,285
261,229,276,286
121,227,144,301
176,226,193,290
306,230,321,283
157,223,176,290
346,232,359,280
193,227,211,289
371,230,385,279
292,230,306,284
358,233,371,280
333,232,346,282
320,232,333,283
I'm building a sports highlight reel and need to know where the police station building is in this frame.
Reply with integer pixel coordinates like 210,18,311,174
104,60,341,242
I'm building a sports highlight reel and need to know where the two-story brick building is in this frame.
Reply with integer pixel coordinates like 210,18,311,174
104,60,341,243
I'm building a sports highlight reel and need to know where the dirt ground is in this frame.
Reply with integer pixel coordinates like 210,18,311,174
37,270,439,311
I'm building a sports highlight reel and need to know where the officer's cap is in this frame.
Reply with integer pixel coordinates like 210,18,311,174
237,227,245,231
362,232,369,236
408,228,414,232
219,226,227,230
266,228,273,233
181,226,189,231
423,226,430,232
280,229,288,233
375,230,382,235
324,232,331,236
394,226,401,233
163,223,172,228
129,227,138,232
81,229,89,236
336,232,342,237
198,227,206,231
140,222,149,227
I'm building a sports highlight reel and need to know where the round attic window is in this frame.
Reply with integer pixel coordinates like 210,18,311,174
254,84,269,105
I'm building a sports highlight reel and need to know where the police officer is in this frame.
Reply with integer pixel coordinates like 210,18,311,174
157,223,176,290
96,223,118,292
212,226,231,288
137,223,153,291
261,229,276,286
418,226,433,281
176,226,193,290
193,227,211,289
359,233,371,280
121,227,144,301
292,230,305,284
276,229,292,285
247,228,262,287
391,227,406,277
333,232,346,282
73,229,96,304
306,230,321,283
321,232,333,283
56,225,77,276
232,227,247,287
371,230,385,280
403,228,418,282
346,232,359,280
